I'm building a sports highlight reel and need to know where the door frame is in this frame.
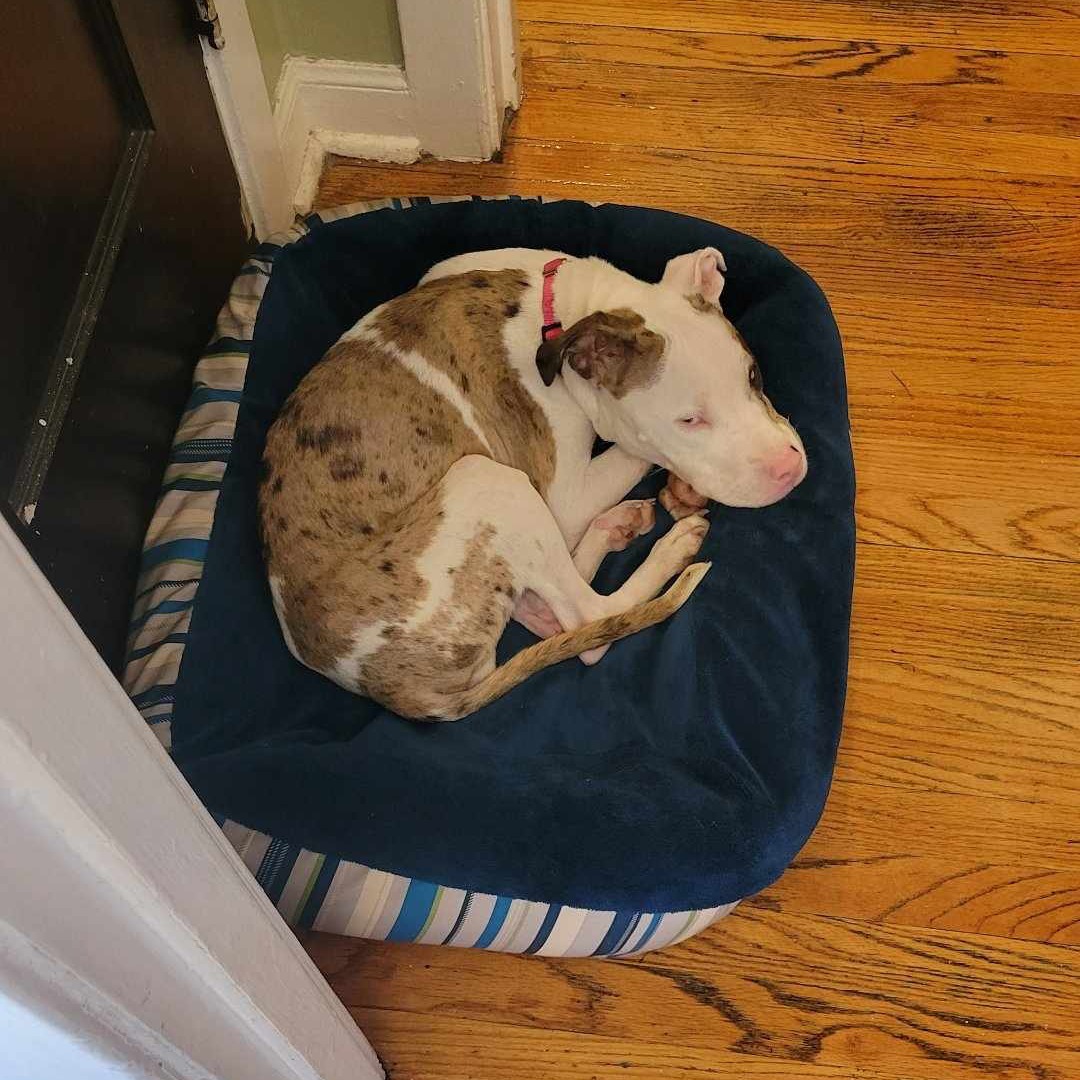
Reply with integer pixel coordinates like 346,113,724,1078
204,0,520,237
0,515,382,1080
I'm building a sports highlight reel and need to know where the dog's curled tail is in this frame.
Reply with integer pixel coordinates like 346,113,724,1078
430,561,711,721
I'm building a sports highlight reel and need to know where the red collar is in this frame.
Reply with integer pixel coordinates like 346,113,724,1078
541,257,566,341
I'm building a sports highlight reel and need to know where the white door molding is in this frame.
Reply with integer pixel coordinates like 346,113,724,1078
274,57,419,214
398,0,519,163
0,516,382,1080
201,0,294,238
201,0,520,233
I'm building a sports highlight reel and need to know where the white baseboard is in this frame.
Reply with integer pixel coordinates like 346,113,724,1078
275,58,419,213
293,131,422,216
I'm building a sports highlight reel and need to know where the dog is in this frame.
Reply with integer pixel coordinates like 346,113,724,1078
258,246,807,720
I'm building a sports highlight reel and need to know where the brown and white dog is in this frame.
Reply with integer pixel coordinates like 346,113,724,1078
259,247,807,720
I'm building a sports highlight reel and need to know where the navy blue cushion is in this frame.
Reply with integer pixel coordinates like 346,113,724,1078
172,199,855,913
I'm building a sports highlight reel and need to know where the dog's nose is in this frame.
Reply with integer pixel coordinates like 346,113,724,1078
765,445,804,486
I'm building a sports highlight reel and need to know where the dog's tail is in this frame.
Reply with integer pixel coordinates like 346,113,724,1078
428,561,711,721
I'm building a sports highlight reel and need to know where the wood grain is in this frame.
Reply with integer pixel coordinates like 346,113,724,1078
518,0,1080,55
305,907,1080,1080
852,546,1080,676
345,1008,859,1080
841,658,1080,807
312,6,1080,1078
751,857,1080,945
522,21,1080,94
810,776,1078,876
318,140,1080,219
515,58,1080,179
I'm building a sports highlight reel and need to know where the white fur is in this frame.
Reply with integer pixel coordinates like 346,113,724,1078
345,324,495,456
329,619,391,689
269,576,301,658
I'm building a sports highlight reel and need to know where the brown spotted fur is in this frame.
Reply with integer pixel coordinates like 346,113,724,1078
259,336,487,672
358,524,515,717
374,270,557,495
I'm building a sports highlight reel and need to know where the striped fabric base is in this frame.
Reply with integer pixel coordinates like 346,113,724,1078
222,816,734,956
123,196,739,957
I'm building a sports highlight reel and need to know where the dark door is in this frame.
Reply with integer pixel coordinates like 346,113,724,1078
1,0,248,671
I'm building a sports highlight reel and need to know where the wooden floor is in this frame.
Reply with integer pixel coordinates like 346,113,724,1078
307,3,1080,1077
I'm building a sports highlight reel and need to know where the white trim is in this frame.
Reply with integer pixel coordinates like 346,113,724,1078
200,0,520,225
275,57,418,212
396,0,508,162
0,516,382,1080
291,131,421,228
487,0,522,113
201,0,293,238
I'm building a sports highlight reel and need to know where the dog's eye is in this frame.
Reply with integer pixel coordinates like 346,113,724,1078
677,414,706,429
748,361,762,392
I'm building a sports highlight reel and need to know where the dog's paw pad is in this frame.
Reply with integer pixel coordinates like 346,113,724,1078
592,499,656,550
660,477,708,521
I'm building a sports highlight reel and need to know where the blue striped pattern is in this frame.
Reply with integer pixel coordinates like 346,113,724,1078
122,195,739,956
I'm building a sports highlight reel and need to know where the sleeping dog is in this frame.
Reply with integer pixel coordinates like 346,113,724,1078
259,247,806,720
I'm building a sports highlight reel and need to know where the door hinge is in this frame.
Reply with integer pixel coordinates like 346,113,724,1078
194,0,224,49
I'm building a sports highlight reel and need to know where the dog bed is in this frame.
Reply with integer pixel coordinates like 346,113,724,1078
125,196,854,956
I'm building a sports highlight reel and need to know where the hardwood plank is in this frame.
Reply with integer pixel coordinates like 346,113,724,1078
850,428,1080,562
318,140,1080,218
517,57,1080,179
522,20,1080,94
346,1008,857,1080
810,777,1079,875
841,658,1080,807
751,856,1080,946
305,907,1080,1080
834,298,1080,406
852,545,1080,676
518,0,1080,56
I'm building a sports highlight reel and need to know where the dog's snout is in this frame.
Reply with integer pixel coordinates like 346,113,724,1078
765,444,804,486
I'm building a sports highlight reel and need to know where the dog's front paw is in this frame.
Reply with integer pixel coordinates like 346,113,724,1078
654,514,710,573
660,475,708,520
591,498,656,551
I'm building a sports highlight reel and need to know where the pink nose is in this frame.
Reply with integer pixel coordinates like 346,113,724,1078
765,445,804,486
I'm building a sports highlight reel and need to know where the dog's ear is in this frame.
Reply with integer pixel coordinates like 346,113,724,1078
535,310,664,396
535,334,566,386
660,247,726,306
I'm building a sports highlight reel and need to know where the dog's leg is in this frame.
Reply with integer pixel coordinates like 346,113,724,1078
439,457,704,667
564,512,708,664
571,499,656,583
603,515,709,609
506,477,706,663
514,497,656,639
551,446,652,547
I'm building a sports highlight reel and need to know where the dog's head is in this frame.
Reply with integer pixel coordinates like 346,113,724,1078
536,248,807,508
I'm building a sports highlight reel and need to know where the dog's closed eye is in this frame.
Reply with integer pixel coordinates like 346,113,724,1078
677,414,708,429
